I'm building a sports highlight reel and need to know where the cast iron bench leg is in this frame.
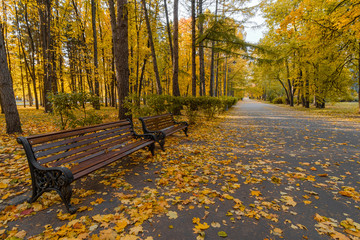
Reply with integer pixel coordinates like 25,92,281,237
29,168,77,213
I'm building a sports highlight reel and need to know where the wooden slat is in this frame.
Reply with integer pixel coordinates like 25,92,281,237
70,139,153,177
35,126,132,159
48,135,135,167
27,120,130,145
39,133,133,165
72,141,153,179
163,125,187,135
33,124,131,152
141,113,171,121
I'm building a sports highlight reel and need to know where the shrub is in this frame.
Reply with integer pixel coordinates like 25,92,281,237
272,96,286,104
124,94,239,123
48,92,103,129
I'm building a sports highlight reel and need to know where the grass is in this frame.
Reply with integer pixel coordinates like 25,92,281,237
278,101,360,122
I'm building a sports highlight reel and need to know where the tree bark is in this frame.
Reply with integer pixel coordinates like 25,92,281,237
37,0,53,113
172,0,180,96
141,0,162,95
191,0,196,96
91,0,100,109
358,41,360,113
108,0,130,119
164,0,173,64
24,2,39,109
198,0,205,96
209,0,218,97
0,23,22,134
286,59,294,106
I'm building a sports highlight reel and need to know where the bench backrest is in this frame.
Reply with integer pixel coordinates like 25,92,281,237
140,113,176,132
19,119,136,169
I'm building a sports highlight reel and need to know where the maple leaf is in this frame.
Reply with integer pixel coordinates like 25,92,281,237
129,225,143,235
211,222,221,228
281,196,297,207
195,222,210,230
271,228,283,236
331,231,350,240
99,229,117,240
251,190,261,196
166,211,178,219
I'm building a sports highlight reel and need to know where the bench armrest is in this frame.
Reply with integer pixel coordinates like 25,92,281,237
174,120,189,126
135,132,158,141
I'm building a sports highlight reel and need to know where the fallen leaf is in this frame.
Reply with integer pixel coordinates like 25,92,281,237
218,231,228,237
166,211,178,219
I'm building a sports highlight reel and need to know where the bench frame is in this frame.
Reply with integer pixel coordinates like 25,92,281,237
17,119,156,213
139,113,188,150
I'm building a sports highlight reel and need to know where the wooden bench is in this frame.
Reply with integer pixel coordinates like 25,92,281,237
17,119,156,213
139,113,188,150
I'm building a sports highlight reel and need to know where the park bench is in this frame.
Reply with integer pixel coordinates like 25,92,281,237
139,113,188,150
17,119,156,214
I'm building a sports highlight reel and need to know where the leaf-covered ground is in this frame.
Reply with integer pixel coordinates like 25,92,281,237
1,100,360,239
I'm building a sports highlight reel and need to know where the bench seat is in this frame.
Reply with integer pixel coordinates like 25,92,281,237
139,113,188,150
17,119,156,213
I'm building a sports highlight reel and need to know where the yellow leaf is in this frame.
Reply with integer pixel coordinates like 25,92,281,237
166,211,178,219
303,200,312,205
0,182,8,189
339,191,353,197
195,222,210,230
99,229,117,240
314,213,325,222
223,194,234,200
129,225,143,235
193,217,200,224
114,219,128,232
2,193,10,200
251,190,261,196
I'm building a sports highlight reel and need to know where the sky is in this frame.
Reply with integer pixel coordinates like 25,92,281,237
242,0,267,44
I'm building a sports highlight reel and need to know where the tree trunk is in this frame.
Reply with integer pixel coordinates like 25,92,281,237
198,0,205,96
164,0,173,64
172,0,180,96
191,0,196,96
0,23,22,134
24,2,39,109
141,0,162,95
358,41,360,113
139,56,148,99
209,0,218,97
223,56,227,96
91,0,100,109
108,0,130,119
38,0,53,113
286,60,294,106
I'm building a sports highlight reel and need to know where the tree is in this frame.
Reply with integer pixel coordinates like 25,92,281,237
198,0,205,96
172,0,180,96
191,0,196,96
108,0,130,119
91,0,100,109
0,23,22,134
37,0,54,113
141,0,162,95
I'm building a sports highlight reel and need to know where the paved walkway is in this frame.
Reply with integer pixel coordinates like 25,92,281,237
5,100,360,239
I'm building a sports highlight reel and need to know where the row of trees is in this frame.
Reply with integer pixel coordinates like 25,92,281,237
0,0,253,133
250,0,360,110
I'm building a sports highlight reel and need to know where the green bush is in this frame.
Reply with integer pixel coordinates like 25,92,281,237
48,92,103,129
124,94,238,123
272,96,286,104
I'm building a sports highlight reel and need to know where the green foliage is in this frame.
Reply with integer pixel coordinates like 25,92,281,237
124,94,238,123
272,96,286,104
48,92,103,129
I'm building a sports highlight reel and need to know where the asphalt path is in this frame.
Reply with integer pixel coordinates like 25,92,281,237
148,99,360,239
5,99,360,239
